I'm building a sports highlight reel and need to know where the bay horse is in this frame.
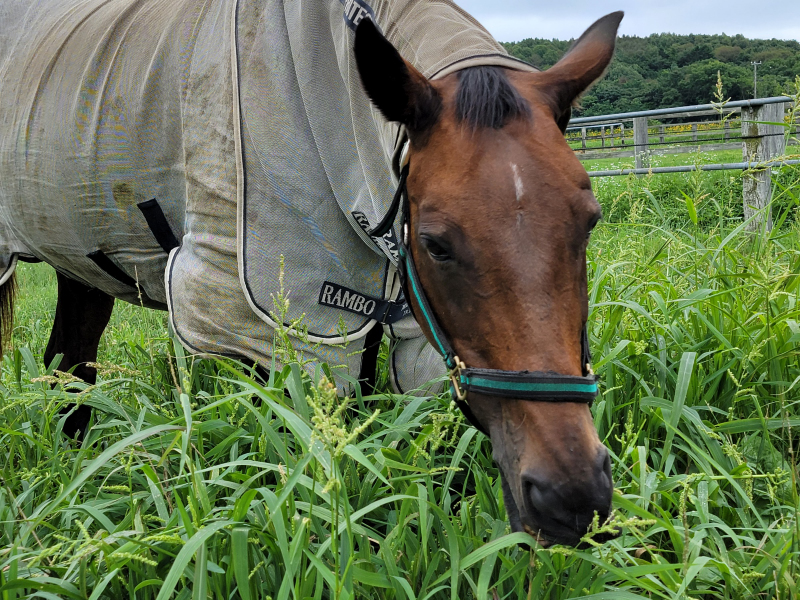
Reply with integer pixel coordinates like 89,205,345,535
0,0,622,546
353,14,621,545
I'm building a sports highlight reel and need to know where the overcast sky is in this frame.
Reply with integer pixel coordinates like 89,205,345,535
454,1,800,43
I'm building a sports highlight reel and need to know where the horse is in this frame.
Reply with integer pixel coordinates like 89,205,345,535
0,0,622,546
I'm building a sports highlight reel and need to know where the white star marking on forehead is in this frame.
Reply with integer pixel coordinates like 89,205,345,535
511,163,524,203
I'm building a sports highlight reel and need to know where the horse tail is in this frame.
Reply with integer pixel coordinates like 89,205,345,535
0,271,17,358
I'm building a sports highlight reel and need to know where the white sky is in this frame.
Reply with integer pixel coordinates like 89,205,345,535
454,0,800,43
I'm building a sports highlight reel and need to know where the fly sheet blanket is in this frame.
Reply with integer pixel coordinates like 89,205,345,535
0,0,535,392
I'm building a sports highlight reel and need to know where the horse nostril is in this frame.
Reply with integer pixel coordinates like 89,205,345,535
523,475,565,527
524,476,549,515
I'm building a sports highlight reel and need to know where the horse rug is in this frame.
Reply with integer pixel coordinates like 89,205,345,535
0,0,535,391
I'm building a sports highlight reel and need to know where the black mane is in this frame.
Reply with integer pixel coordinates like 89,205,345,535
455,66,531,130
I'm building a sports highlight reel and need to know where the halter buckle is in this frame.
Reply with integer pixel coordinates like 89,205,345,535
448,355,467,402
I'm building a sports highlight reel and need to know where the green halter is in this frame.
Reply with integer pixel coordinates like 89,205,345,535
370,151,598,434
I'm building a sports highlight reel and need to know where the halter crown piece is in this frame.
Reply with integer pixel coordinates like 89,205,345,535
369,143,599,435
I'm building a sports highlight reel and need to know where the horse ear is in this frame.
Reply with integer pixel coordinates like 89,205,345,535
354,19,441,140
538,12,623,125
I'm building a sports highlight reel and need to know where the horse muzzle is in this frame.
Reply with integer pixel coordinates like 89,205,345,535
506,447,614,546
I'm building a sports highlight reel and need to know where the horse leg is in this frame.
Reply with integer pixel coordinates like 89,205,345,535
44,272,115,438
0,271,17,357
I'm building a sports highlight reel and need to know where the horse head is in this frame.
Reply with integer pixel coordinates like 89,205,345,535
354,12,623,546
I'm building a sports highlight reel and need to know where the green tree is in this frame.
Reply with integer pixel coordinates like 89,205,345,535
502,32,800,115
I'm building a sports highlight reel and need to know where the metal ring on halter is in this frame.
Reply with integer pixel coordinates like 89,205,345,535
448,355,467,401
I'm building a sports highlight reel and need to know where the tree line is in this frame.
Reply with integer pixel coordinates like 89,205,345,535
502,33,800,116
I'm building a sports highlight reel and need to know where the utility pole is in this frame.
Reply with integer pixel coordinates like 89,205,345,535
751,61,761,99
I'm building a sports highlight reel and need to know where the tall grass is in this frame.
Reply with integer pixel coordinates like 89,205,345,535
0,171,798,598
589,151,800,228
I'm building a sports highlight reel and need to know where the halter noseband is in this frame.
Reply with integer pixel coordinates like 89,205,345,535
369,144,598,434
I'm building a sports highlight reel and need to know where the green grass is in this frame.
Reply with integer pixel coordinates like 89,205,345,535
587,148,800,230
0,164,799,598
568,131,744,152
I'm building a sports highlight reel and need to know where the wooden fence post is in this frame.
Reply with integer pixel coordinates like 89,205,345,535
600,125,606,148
741,102,786,233
620,123,625,145
581,127,586,151
691,123,698,142
724,120,730,141
634,117,649,170
659,125,665,143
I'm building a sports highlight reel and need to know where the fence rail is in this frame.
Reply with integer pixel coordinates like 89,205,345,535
569,96,799,233
566,105,798,157
568,96,793,125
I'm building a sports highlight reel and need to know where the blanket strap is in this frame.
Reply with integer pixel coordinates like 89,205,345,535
87,250,137,287
137,199,180,252
358,322,384,392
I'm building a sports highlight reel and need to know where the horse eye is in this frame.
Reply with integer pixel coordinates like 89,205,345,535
421,236,451,262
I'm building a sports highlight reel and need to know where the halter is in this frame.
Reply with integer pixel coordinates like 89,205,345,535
369,144,598,434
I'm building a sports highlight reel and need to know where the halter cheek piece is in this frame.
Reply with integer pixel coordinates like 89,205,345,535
369,145,598,435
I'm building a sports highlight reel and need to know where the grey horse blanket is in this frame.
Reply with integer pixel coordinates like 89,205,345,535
0,0,534,391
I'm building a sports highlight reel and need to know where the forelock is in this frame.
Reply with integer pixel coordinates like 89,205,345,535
455,66,531,130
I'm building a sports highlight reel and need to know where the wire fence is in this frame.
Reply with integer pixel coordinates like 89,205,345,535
568,96,793,124
573,130,795,152
566,96,799,176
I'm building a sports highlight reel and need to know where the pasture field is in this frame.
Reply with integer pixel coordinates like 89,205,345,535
1,164,799,599
581,148,745,171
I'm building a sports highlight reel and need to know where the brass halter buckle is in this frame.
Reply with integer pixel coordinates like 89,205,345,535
448,356,468,402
